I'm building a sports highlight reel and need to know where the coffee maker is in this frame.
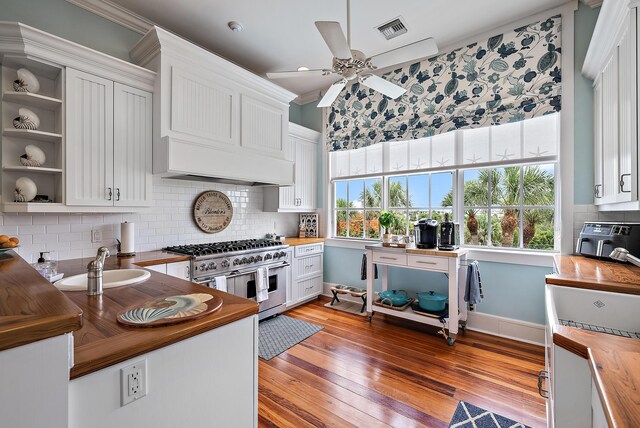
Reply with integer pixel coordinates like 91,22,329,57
414,218,439,249
439,213,459,250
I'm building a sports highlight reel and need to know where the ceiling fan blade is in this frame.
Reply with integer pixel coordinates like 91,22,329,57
359,74,406,99
317,79,347,108
315,21,353,60
371,37,438,69
266,69,329,79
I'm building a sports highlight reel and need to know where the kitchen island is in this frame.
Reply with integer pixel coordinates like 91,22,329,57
546,255,640,428
0,250,259,428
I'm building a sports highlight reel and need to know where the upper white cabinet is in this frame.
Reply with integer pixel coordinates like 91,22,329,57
264,123,320,212
130,26,296,186
0,22,155,213
585,4,639,210
66,68,152,207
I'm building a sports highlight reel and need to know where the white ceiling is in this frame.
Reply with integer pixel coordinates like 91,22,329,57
110,0,568,99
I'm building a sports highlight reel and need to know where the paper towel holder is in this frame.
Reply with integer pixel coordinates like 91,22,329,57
115,239,136,258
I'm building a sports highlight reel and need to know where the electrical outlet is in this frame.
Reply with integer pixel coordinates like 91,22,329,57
91,229,102,243
120,360,147,406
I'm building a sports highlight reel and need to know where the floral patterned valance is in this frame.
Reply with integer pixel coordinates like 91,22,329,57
326,15,562,152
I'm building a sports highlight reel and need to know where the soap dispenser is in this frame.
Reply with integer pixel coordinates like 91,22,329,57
33,252,57,281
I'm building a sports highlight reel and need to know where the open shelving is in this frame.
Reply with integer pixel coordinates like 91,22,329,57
2,91,62,110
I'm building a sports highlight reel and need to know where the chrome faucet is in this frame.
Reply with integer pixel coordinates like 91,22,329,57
87,247,110,296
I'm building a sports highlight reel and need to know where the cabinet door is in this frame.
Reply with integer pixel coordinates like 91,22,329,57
166,261,191,281
601,54,618,205
616,11,637,202
593,77,604,204
66,68,114,206
113,83,153,207
296,139,317,210
278,136,297,209
298,276,323,300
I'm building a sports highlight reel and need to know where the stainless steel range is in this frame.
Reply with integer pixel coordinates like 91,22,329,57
164,239,289,320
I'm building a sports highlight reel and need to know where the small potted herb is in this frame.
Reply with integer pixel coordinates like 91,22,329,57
378,211,395,243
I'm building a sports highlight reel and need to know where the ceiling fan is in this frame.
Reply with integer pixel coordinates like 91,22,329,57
266,0,438,107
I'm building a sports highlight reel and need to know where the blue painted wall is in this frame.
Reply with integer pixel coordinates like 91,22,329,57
0,0,141,61
573,4,600,204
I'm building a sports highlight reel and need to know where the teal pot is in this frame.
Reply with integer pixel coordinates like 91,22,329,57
378,290,411,307
417,291,447,312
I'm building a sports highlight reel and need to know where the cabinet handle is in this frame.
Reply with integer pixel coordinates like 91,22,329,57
185,266,190,279
380,256,397,260
116,188,121,201
620,174,631,193
107,187,112,201
594,184,602,198
416,261,437,265
537,370,549,398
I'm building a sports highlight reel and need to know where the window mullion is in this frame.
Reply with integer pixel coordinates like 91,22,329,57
487,169,492,247
519,166,524,249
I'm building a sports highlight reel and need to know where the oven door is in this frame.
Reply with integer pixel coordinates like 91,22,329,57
231,262,289,319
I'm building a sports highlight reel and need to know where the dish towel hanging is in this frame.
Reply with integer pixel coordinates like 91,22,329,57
213,275,227,293
360,254,378,280
256,267,269,303
464,261,483,311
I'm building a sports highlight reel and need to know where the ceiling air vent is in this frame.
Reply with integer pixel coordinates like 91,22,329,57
376,17,408,40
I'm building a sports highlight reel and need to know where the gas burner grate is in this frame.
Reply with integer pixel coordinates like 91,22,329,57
559,319,640,339
164,239,284,256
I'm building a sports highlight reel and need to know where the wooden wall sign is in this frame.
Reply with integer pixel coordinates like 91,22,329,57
193,191,233,233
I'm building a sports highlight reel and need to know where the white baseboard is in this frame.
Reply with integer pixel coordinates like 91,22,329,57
323,282,545,346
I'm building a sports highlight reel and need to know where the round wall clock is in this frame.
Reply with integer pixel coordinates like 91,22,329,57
193,191,233,233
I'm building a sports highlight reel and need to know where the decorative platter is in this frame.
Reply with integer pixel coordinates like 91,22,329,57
193,191,233,233
116,293,223,327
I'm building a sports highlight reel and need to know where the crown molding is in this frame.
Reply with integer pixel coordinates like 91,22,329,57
582,0,631,79
0,21,155,91
580,0,603,7
65,0,153,34
289,122,321,142
293,90,320,105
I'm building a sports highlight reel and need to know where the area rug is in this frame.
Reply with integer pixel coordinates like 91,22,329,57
323,300,368,317
449,401,531,428
258,315,323,360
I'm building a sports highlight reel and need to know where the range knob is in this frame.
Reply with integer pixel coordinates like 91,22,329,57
273,252,281,259
221,260,230,268
233,258,240,266
241,257,249,265
264,254,272,260
248,256,255,263
279,251,287,258
208,262,217,270
199,263,208,271
255,255,263,262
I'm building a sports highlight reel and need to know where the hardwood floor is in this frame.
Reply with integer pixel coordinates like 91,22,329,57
258,297,546,428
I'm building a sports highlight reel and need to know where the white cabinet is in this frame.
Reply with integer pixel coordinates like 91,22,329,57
130,26,295,186
264,123,320,212
166,260,191,281
588,6,639,210
66,68,152,208
288,243,324,306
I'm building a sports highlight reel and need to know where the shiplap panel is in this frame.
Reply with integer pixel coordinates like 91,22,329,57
240,94,284,154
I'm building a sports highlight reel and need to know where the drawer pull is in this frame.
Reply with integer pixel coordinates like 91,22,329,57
416,261,437,265
380,256,397,260
538,370,549,398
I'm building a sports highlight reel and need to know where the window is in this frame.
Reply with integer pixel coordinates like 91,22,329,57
334,178,382,239
329,115,560,251
462,164,556,250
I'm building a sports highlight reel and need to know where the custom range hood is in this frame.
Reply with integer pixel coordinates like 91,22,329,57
130,27,297,186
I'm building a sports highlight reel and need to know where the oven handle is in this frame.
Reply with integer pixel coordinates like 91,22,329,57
225,262,290,279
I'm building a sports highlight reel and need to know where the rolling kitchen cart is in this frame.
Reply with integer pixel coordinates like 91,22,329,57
365,244,468,345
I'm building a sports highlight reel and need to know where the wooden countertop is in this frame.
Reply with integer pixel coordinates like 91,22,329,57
0,251,82,352
547,255,640,427
57,254,258,379
282,237,325,246
546,255,640,295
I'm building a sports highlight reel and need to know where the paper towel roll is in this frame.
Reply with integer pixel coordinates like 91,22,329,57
120,222,135,254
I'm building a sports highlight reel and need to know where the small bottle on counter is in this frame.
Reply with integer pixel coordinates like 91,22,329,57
298,222,306,238
33,252,57,281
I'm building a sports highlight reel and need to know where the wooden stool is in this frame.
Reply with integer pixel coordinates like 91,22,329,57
330,285,367,313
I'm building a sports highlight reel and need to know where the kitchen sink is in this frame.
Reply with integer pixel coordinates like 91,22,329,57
547,285,640,339
54,269,151,291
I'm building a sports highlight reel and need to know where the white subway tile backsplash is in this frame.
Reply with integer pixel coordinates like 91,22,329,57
572,204,640,251
5,176,299,263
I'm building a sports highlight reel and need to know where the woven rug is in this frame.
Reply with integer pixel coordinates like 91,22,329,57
258,315,323,360
449,401,530,428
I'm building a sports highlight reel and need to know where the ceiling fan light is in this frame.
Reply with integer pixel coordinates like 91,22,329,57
297,66,310,71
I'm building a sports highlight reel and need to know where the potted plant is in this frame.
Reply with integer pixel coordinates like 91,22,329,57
378,211,395,243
